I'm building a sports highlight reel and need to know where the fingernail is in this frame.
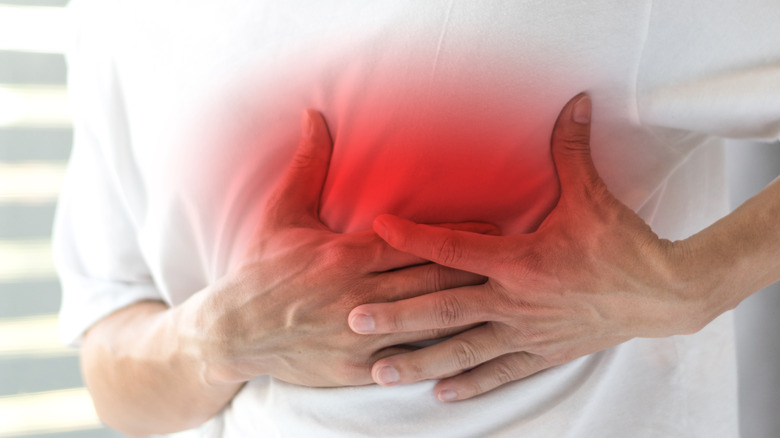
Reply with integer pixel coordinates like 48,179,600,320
301,110,315,136
350,313,375,333
572,95,591,124
437,389,457,402
376,365,399,384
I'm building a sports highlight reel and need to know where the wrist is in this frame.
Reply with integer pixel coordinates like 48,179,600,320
175,286,234,388
176,275,276,388
666,235,738,334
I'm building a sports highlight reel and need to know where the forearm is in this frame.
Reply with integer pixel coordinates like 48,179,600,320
677,174,780,322
81,295,241,437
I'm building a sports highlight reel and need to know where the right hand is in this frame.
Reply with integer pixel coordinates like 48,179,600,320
183,109,497,388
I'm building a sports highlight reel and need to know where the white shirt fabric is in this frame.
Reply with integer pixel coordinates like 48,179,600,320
55,1,780,437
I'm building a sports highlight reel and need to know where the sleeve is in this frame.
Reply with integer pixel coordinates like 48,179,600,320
54,0,163,347
637,0,780,142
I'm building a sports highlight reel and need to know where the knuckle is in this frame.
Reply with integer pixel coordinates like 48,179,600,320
288,142,320,169
425,266,445,292
511,326,548,353
434,294,464,327
364,234,391,265
436,233,463,266
492,360,519,386
320,239,362,270
320,240,346,261
451,340,481,370
554,128,590,150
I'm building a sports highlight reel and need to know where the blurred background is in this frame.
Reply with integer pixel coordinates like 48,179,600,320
0,1,777,437
0,0,122,436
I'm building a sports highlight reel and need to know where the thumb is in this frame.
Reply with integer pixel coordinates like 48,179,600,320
550,94,602,198
266,109,333,228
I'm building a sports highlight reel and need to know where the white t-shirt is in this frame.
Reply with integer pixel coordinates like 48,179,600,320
55,1,780,437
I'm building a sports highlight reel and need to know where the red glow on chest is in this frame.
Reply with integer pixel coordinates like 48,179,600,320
316,85,561,234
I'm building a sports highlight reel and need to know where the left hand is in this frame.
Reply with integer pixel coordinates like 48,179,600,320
347,94,719,402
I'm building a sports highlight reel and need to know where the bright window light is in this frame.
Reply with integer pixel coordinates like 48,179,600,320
0,239,57,282
0,85,71,128
0,313,73,358
0,162,67,204
0,388,101,437
0,6,69,54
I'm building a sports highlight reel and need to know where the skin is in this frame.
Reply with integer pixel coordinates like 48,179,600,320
80,110,494,436
348,94,780,402
81,95,779,433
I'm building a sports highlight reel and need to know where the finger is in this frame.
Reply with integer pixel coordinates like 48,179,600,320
348,286,489,334
388,324,478,348
372,264,487,303
369,322,477,357
550,93,601,197
266,109,333,228
368,325,508,386
373,215,507,276
433,352,548,402
366,221,501,273
335,230,430,273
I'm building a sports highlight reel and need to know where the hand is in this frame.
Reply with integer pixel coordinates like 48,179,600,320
185,109,496,388
347,94,713,401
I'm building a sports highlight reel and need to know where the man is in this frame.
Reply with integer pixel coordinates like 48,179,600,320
56,1,779,436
